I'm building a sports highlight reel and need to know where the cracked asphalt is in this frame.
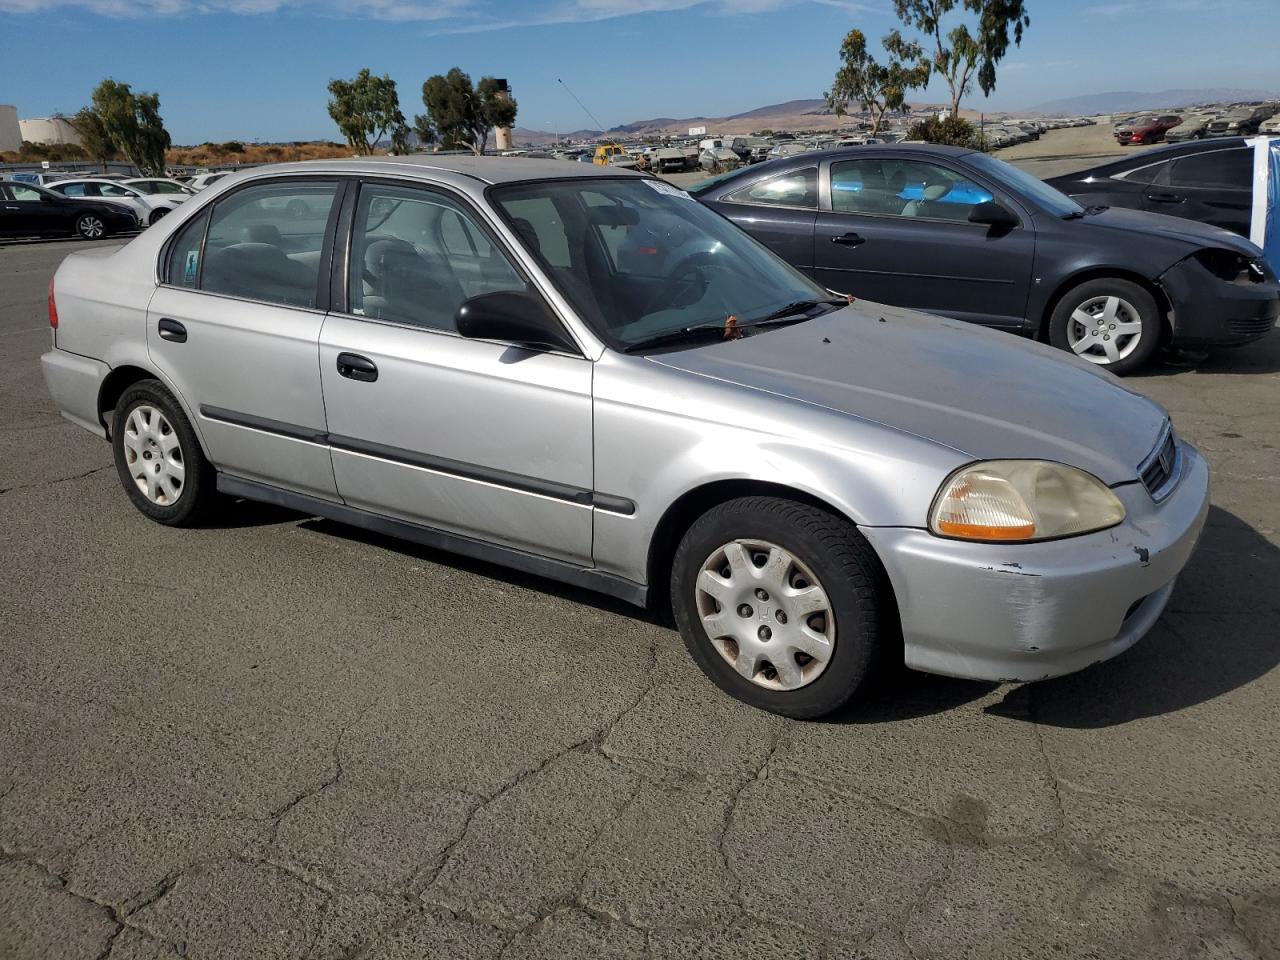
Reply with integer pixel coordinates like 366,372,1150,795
2,235,1279,960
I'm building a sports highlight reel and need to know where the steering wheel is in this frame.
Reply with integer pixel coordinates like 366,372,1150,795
639,250,727,317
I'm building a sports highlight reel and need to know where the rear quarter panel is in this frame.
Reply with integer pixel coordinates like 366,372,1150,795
52,244,156,370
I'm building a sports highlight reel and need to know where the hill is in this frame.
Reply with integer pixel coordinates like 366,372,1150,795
1030,88,1279,116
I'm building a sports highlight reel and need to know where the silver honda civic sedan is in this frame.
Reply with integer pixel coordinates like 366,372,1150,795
41,157,1210,718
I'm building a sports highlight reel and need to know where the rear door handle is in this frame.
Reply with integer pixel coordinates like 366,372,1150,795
831,232,866,246
157,318,187,343
336,352,378,382
1146,192,1182,203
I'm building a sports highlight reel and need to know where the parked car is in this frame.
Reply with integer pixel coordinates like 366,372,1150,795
1115,115,1182,145
593,144,637,169
47,178,186,226
186,172,230,191
1261,115,1280,135
0,180,138,239
41,156,1211,718
126,177,198,197
1164,115,1212,142
1207,105,1275,138
691,145,1278,374
7,171,74,186
699,147,741,172
768,141,813,159
649,146,692,173
1046,138,1259,238
729,136,772,164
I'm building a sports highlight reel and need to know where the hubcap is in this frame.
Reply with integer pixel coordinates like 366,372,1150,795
695,539,835,691
79,216,104,239
1066,295,1143,365
122,405,185,505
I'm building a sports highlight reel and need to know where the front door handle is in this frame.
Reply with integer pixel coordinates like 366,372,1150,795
157,318,187,343
336,352,378,382
831,232,866,246
1146,192,1182,203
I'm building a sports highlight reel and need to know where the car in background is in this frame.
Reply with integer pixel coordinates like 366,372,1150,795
186,172,230,191
768,141,813,159
1115,115,1182,145
1046,138,1259,237
7,171,74,186
729,136,772,164
125,177,197,198
691,144,1277,374
1207,105,1276,137
0,180,138,240
699,147,741,172
593,144,637,169
39,155,1211,718
47,178,186,226
649,146,692,172
1165,115,1212,142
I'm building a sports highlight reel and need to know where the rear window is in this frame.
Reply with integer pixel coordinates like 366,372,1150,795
1168,148,1251,190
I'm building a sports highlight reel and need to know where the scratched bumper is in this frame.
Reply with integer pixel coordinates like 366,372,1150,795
860,443,1210,683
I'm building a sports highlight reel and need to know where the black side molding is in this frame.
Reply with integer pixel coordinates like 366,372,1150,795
200,405,328,445
216,474,648,607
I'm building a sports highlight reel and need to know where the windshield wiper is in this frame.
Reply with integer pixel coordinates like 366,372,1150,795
622,298,847,354
1061,210,1085,220
749,297,846,324
621,323,735,354
1085,204,1110,215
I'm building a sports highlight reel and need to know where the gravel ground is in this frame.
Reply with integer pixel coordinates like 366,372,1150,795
2,200,1278,958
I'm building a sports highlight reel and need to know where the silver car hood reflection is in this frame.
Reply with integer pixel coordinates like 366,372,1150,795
649,301,1167,486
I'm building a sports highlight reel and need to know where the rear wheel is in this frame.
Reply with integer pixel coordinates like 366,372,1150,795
148,208,170,226
670,496,890,718
1049,277,1161,376
75,213,106,240
112,380,217,526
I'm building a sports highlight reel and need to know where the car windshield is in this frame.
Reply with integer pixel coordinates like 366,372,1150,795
967,153,1083,218
490,177,834,351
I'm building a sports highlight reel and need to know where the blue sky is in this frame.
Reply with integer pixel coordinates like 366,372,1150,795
2,0,1274,144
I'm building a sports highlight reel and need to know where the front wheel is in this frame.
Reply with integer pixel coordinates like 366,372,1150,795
670,496,890,718
1048,277,1161,376
148,208,170,226
112,380,217,526
75,213,106,240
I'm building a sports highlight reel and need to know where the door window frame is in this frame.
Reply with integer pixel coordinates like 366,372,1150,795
720,166,820,212
156,174,348,315
331,176,586,358
817,154,1029,229
1155,146,1252,191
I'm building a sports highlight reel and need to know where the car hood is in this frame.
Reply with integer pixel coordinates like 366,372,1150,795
650,302,1169,486
1067,206,1260,255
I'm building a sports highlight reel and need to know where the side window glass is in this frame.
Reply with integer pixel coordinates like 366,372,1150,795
61,183,88,197
832,159,992,220
10,185,41,201
1121,162,1164,185
165,211,210,288
202,180,337,308
100,184,131,197
500,196,571,268
724,168,817,208
349,184,525,331
1169,149,1251,189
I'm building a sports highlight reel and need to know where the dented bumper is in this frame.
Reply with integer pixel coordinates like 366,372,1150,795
861,443,1210,683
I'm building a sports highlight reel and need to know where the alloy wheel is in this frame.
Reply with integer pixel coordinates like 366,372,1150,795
695,539,835,691
122,405,185,505
1066,294,1143,365
77,215,104,240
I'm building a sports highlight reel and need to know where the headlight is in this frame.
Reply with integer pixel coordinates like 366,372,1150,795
930,460,1125,543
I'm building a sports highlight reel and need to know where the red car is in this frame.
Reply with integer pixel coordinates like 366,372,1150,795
1114,114,1182,145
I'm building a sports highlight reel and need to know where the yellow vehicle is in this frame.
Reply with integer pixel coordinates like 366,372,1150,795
593,143,636,168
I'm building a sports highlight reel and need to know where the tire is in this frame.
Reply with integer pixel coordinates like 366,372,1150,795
1048,277,1161,376
111,380,217,526
75,212,106,241
148,208,170,226
670,496,890,719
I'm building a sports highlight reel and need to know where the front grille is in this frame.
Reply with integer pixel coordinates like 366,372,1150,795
1228,314,1277,340
1139,428,1179,500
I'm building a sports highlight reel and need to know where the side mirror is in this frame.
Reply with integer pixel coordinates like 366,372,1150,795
456,291,578,354
968,200,1018,229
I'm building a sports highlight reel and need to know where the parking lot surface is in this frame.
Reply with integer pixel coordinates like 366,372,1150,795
2,236,1278,960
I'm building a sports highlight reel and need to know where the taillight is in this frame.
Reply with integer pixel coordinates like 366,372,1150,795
48,278,58,330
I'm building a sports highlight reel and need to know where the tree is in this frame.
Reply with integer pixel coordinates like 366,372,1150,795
326,68,409,155
419,69,517,155
91,79,171,176
70,106,115,171
891,0,1029,118
906,114,975,146
826,28,930,137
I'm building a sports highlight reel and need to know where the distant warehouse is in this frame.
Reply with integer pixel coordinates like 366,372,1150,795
18,116,82,146
0,105,20,153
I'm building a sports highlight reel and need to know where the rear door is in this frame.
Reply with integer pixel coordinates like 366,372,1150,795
1142,145,1253,236
147,177,343,499
812,155,1035,329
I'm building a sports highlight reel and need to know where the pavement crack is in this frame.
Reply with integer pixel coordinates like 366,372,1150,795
268,702,373,843
0,463,112,497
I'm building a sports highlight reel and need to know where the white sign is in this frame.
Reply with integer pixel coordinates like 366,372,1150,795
41,160,50,169
688,126,707,136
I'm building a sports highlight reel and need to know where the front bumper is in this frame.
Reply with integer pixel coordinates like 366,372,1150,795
861,442,1210,683
1161,256,1280,347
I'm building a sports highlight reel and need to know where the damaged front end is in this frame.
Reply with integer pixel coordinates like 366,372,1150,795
1159,249,1280,347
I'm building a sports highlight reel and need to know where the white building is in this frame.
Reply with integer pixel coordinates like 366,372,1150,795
18,116,82,146
0,105,20,153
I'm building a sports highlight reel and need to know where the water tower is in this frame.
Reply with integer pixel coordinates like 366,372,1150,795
494,79,514,152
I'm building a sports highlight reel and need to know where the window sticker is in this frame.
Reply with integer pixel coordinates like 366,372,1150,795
642,179,693,200
183,250,199,283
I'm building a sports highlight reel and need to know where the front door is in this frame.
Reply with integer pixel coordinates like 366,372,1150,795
5,183,66,236
813,156,1035,330
1143,145,1253,236
318,180,593,564
147,177,343,500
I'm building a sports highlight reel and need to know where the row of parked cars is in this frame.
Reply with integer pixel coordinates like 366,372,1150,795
0,171,232,241
1115,102,1280,145
40,143,1265,716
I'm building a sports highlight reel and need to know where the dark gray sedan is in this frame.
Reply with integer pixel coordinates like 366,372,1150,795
690,145,1278,374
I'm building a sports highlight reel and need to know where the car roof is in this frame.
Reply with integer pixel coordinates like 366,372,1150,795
1062,137,1253,176
242,154,646,185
